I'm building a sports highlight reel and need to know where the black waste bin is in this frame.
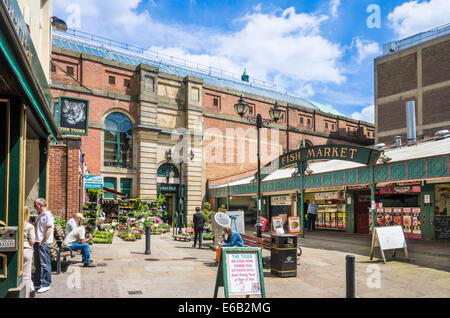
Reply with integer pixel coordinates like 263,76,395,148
270,234,297,278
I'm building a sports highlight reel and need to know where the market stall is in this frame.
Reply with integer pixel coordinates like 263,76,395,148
313,190,346,230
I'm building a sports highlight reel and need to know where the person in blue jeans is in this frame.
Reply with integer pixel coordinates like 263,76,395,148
33,198,54,294
221,226,244,247
63,224,96,267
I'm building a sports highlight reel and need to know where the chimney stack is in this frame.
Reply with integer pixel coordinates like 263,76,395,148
406,101,417,144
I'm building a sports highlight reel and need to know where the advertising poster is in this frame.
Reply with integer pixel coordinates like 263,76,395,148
271,216,283,234
376,208,385,226
337,213,344,229
317,213,323,227
412,208,422,236
324,213,331,228
392,208,402,226
330,213,336,228
384,208,393,226
226,252,261,296
288,217,301,234
402,208,412,234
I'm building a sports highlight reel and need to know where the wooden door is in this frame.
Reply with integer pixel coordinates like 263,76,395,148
355,191,370,234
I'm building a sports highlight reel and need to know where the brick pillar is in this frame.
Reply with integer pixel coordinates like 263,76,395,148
47,136,81,220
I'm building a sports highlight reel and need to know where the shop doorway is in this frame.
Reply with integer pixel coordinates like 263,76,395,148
355,191,371,234
163,193,176,227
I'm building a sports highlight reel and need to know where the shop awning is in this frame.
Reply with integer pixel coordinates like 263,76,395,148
102,187,127,198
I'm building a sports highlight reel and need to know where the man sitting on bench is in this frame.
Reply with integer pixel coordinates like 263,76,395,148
63,224,96,268
221,226,244,247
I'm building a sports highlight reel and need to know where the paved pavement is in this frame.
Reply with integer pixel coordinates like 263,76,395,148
35,231,450,298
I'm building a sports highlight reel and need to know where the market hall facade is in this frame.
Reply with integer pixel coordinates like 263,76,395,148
208,137,450,240
47,29,375,225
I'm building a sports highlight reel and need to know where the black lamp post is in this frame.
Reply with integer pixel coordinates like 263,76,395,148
234,95,284,238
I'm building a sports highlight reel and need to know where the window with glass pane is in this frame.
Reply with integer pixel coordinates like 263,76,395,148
104,112,133,168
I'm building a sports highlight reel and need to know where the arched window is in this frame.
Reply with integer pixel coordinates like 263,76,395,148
104,112,133,168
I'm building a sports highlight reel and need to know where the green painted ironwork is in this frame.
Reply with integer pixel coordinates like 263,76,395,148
208,155,450,198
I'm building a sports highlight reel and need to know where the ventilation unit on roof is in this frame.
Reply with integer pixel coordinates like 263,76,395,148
374,143,386,149
395,136,402,148
435,130,450,139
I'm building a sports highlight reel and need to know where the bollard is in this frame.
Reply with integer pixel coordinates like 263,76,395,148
145,225,151,255
346,255,355,298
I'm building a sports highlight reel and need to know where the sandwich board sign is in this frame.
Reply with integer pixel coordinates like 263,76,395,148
214,247,265,298
288,216,301,235
370,225,409,264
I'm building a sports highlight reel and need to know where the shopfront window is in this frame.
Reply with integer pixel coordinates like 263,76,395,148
104,112,133,168
435,184,450,216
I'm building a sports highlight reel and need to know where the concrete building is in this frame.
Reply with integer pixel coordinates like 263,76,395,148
48,29,374,224
375,23,450,145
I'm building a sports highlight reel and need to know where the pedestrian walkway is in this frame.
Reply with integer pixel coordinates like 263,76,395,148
35,231,450,298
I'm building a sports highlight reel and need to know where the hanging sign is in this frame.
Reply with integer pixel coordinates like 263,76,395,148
57,96,90,135
84,175,103,189
370,226,409,264
288,216,301,234
213,247,265,298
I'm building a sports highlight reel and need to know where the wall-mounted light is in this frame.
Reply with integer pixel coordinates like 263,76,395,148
50,16,67,32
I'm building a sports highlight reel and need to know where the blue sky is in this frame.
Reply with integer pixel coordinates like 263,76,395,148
54,0,450,123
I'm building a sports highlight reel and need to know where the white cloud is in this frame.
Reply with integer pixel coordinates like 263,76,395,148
329,0,341,18
351,105,374,123
387,0,450,39
54,2,346,99
353,37,381,64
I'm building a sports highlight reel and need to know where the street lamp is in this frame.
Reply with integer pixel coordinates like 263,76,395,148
50,16,67,32
234,95,284,238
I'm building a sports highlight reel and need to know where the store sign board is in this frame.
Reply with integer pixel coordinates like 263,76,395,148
271,195,291,206
57,96,90,135
261,145,381,176
370,225,409,264
84,175,103,189
315,191,344,201
159,184,178,192
213,247,265,298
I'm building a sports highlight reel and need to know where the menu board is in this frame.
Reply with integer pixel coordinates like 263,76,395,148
271,216,283,234
384,208,393,226
370,207,421,239
214,248,266,298
370,226,409,264
226,252,261,295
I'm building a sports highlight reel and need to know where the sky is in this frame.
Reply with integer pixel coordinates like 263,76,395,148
54,0,450,123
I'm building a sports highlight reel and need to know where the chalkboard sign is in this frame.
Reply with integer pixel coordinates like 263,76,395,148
214,247,265,298
370,226,409,263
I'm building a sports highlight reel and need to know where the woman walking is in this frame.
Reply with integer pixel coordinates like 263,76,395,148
23,207,36,298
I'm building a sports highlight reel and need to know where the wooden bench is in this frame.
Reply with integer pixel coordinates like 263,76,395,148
50,224,74,275
241,234,264,248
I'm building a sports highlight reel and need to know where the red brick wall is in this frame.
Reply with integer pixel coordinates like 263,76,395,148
376,53,417,98
47,142,81,220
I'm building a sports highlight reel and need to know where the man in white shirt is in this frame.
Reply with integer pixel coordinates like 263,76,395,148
66,213,84,235
33,198,54,294
63,225,96,267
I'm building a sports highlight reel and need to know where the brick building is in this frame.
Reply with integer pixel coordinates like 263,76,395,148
375,24,450,145
48,30,374,223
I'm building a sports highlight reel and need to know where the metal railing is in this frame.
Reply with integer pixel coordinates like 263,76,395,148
384,23,450,55
54,28,284,93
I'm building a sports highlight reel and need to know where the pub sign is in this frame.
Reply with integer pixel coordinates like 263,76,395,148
57,96,89,135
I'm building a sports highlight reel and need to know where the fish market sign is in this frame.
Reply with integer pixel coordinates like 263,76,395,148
2,0,34,62
262,145,381,176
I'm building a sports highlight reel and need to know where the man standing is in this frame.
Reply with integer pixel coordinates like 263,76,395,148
303,200,309,230
307,200,318,232
66,213,84,235
33,198,54,294
63,225,96,267
192,207,205,249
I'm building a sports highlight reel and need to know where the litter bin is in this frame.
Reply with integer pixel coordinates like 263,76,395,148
270,234,297,277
